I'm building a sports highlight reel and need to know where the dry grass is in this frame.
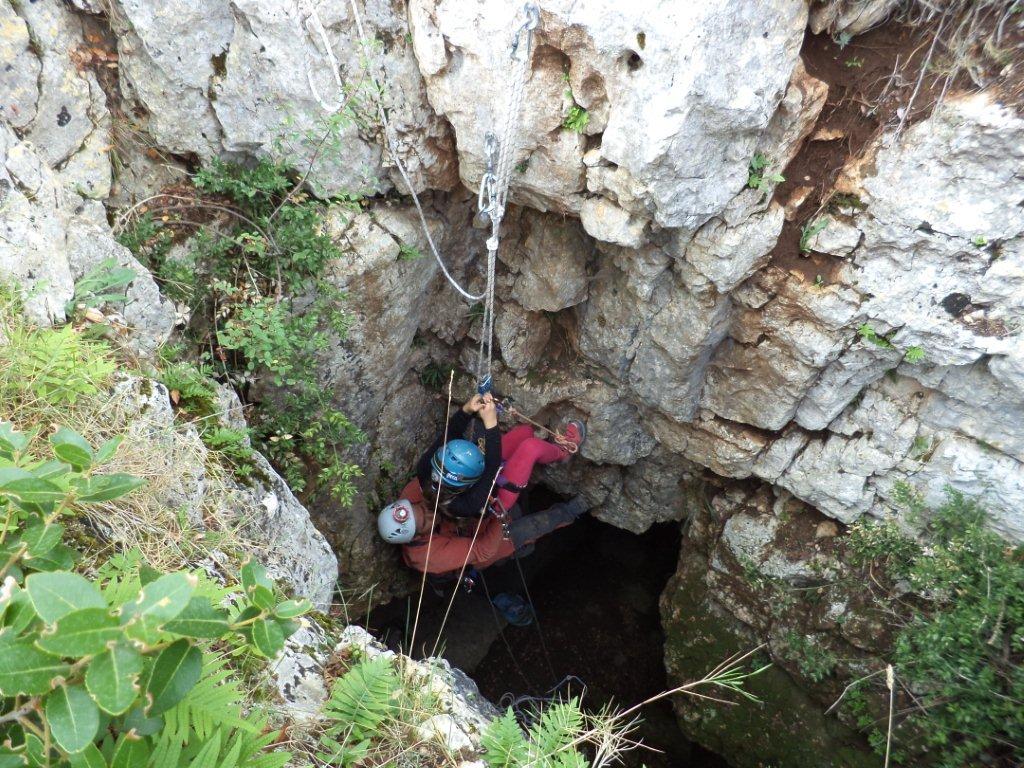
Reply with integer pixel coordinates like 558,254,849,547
0,291,263,573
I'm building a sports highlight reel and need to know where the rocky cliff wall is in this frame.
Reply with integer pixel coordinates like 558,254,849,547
1,0,1021,763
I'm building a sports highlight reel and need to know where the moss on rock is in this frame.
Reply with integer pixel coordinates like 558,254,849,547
661,552,877,768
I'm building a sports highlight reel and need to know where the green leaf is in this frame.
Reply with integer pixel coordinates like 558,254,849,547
50,428,94,471
37,607,121,656
76,474,145,504
187,729,222,768
1,477,66,512
20,522,63,557
68,743,106,768
0,754,27,768
249,618,284,658
0,467,33,486
46,684,101,754
110,735,150,768
2,589,38,634
240,558,272,594
274,617,300,640
144,639,202,716
86,644,143,715
163,597,230,639
24,544,76,573
120,572,195,630
0,641,70,695
0,422,30,460
93,437,124,466
26,572,106,623
33,460,72,480
273,598,312,619
249,584,275,612
121,705,162,737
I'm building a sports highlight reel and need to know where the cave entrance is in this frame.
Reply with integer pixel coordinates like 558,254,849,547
364,489,730,768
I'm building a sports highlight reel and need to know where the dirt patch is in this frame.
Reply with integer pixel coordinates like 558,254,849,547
769,21,938,282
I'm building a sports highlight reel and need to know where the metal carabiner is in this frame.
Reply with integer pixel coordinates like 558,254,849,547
510,3,540,60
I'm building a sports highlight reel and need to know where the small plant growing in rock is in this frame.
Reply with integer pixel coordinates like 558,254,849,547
845,56,864,68
563,103,590,133
398,242,422,261
903,345,925,364
856,323,894,349
747,153,785,192
781,632,838,683
971,235,988,247
799,218,829,253
65,257,138,317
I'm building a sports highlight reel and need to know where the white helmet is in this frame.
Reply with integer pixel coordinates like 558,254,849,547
377,499,416,544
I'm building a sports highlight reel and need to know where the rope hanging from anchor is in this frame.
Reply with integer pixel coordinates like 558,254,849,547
334,2,573,444
475,3,540,395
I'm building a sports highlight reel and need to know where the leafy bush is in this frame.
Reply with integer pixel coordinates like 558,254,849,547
118,158,364,505
844,489,1024,766
0,421,311,766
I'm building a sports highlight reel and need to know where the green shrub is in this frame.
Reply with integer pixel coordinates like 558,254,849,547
118,157,364,506
0,421,310,767
843,489,1024,766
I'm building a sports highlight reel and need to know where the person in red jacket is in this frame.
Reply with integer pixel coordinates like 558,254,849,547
376,392,587,575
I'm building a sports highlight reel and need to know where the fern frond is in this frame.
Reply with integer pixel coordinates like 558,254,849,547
482,709,529,768
529,699,584,759
159,653,255,752
321,657,399,742
236,719,290,768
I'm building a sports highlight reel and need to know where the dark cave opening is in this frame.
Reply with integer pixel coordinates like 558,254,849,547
364,490,730,768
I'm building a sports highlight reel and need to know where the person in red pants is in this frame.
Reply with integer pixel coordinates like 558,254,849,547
376,392,587,576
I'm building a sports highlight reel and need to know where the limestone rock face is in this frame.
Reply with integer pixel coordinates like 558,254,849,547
105,378,339,611
0,123,174,353
108,0,456,196
660,488,884,768
409,0,808,229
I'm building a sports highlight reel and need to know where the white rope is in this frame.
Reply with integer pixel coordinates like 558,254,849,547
313,0,538,378
304,0,488,302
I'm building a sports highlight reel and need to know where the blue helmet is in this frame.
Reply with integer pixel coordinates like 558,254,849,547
430,439,485,489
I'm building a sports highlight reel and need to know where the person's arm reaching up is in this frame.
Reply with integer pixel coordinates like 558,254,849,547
449,395,501,517
416,395,483,489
